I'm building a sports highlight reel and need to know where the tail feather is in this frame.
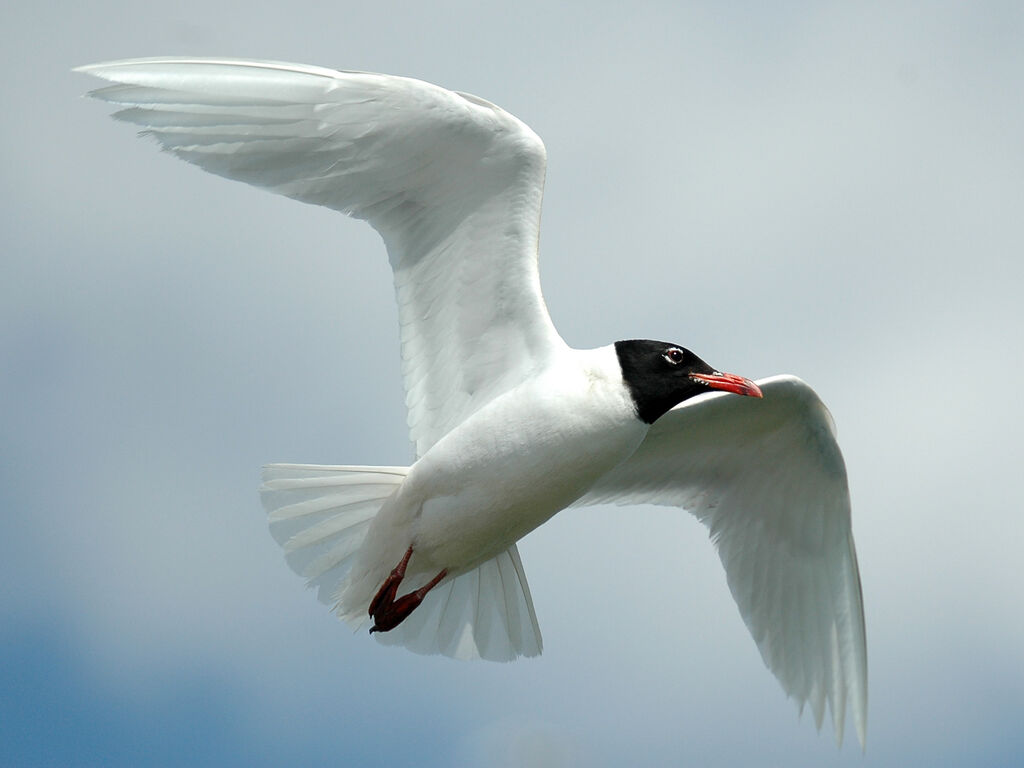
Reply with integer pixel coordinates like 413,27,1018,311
260,462,543,662
261,464,407,605
373,546,542,661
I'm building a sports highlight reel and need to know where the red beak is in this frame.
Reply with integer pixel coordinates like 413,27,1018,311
689,371,763,398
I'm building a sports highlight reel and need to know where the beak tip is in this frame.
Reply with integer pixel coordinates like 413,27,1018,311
691,372,763,399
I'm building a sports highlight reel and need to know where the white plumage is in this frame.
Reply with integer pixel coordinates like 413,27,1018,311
78,58,867,747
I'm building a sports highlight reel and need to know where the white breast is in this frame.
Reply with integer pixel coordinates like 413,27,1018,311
374,346,647,578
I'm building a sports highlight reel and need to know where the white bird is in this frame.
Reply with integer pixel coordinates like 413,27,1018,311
77,58,867,746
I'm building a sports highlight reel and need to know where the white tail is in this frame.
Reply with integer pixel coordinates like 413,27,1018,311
261,464,408,606
260,463,543,662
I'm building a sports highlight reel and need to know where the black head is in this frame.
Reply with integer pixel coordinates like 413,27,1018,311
614,339,762,424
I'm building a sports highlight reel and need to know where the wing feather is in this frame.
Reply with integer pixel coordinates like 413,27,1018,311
576,375,867,747
77,57,565,453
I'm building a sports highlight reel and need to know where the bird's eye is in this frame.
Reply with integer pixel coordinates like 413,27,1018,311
663,348,685,365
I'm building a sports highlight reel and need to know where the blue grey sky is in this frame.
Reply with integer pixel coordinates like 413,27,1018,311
3,1,1023,765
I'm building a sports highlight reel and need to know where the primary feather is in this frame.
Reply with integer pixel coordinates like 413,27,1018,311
76,57,565,456
578,375,867,746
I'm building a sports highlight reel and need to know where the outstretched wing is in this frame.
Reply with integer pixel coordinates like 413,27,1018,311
77,58,566,455
577,375,867,747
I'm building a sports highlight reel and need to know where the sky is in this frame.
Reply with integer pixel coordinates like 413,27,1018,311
3,1,1023,765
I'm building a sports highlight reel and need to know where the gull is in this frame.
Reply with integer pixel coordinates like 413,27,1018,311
77,58,867,746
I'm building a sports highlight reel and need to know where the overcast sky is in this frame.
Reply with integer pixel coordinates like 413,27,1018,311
3,1,1023,766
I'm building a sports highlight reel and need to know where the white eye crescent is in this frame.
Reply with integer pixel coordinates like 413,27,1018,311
663,348,684,365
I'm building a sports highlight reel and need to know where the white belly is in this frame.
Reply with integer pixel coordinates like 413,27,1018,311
340,347,645,610
396,362,647,575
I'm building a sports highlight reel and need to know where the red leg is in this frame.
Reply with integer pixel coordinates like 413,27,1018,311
368,546,413,618
368,547,448,634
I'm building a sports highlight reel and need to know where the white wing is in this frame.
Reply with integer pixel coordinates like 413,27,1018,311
577,375,867,747
77,58,566,455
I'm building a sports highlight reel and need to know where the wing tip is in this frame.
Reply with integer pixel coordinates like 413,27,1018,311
853,692,868,750
73,57,347,83
795,691,866,750
73,58,172,77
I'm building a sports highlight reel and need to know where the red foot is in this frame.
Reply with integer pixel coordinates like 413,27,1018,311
368,546,447,634
368,546,413,618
